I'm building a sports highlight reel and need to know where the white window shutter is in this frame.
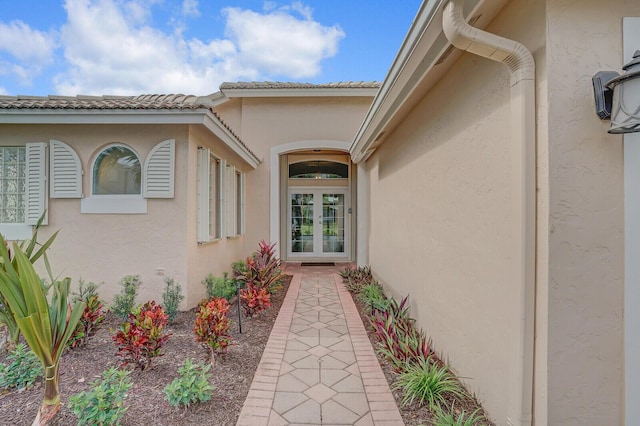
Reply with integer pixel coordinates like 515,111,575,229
219,159,227,238
50,140,82,198
25,142,47,225
196,148,209,243
143,139,175,198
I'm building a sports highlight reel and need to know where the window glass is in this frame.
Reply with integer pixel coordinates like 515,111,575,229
289,161,348,179
93,146,141,195
0,147,26,223
236,171,243,235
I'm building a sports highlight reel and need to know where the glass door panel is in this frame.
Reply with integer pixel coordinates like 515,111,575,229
322,193,345,253
289,189,348,258
290,193,314,253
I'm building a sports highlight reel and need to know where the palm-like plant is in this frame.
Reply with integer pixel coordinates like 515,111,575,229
0,234,84,425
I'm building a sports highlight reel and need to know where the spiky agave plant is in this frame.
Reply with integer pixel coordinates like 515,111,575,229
0,234,84,425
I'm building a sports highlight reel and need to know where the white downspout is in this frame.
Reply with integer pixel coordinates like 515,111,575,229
443,2,536,426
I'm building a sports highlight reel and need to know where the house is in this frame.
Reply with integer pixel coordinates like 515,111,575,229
0,0,638,424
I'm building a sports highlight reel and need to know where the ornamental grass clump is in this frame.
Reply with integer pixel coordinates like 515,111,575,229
112,301,171,371
68,367,132,426
163,358,215,408
393,356,463,410
432,405,485,426
193,297,231,366
358,281,390,312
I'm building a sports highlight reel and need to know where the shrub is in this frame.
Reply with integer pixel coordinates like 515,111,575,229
369,296,434,371
112,301,171,370
68,367,132,426
194,297,231,365
393,356,463,410
239,283,271,317
111,275,142,321
0,343,43,391
432,405,485,426
231,259,247,279
202,272,237,301
162,277,184,323
163,358,215,408
69,280,105,348
358,281,390,312
237,241,284,294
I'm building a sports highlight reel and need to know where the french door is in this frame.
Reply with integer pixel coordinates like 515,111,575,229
289,189,348,258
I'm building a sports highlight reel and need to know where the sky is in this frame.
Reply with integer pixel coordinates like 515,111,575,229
0,0,423,97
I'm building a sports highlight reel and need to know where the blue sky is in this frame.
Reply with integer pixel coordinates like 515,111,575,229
0,0,422,96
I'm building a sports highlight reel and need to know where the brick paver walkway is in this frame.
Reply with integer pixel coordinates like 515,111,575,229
236,264,403,426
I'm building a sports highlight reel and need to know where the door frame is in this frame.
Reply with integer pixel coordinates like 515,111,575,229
287,187,350,260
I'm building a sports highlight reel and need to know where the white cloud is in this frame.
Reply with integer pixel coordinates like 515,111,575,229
0,20,56,85
0,86,8,95
52,0,344,95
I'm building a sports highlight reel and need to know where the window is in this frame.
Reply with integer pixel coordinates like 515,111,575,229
289,160,349,179
0,143,46,240
92,145,141,195
81,139,175,214
197,148,225,242
0,147,26,223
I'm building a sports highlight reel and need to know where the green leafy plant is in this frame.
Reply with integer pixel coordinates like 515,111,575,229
0,222,58,348
163,358,215,408
231,259,247,280
111,275,141,321
433,405,485,426
393,356,463,410
358,281,390,312
68,280,105,348
68,367,132,426
193,297,231,366
239,283,271,317
162,277,184,323
0,343,43,391
202,272,237,301
112,301,171,370
0,227,85,425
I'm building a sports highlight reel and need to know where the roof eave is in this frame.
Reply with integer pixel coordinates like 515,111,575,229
349,0,505,163
220,87,379,98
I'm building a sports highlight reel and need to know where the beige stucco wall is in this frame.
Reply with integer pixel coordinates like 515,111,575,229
543,0,635,424
0,122,253,309
364,0,545,422
216,96,374,257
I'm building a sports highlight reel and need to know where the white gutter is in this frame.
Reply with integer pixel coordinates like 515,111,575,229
443,1,536,426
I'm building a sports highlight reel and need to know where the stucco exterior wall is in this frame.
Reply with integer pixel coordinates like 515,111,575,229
544,0,634,424
217,96,374,256
364,0,544,422
0,124,190,307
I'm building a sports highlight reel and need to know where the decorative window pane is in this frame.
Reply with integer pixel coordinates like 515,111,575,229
209,154,221,239
289,161,348,179
92,146,141,195
0,147,26,223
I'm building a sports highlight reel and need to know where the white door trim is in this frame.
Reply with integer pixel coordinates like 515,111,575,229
624,17,640,425
269,140,351,257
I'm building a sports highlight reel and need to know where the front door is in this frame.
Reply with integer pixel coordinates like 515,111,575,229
289,189,348,259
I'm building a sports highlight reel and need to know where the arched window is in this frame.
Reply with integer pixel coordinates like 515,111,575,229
92,145,141,195
288,160,349,179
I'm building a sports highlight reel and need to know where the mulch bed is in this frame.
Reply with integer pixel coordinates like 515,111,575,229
1,272,494,425
0,275,291,426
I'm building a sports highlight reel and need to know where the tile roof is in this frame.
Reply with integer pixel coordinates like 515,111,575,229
219,81,381,90
0,94,216,110
0,93,260,164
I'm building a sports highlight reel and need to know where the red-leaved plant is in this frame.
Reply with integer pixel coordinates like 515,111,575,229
193,297,231,366
237,240,284,294
239,283,271,317
69,295,105,348
112,301,171,370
